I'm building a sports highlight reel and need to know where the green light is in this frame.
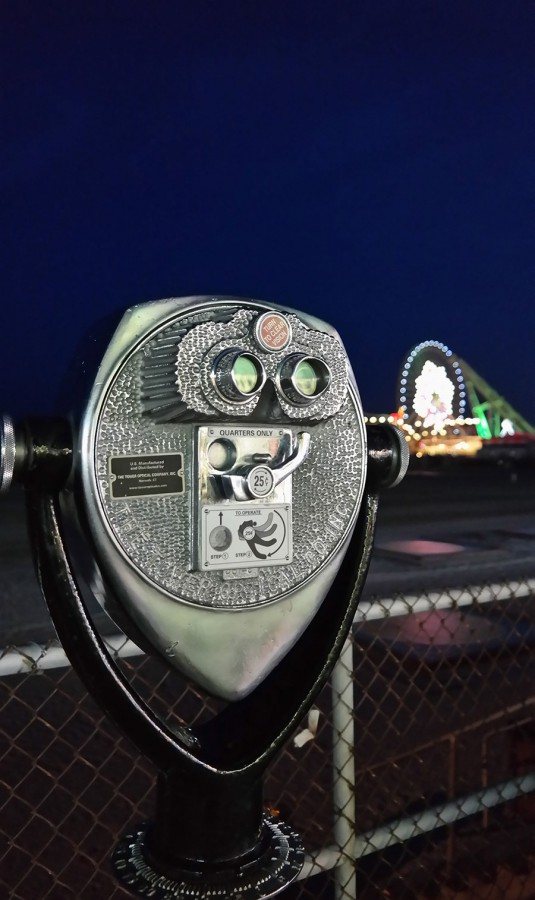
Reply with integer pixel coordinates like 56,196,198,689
293,360,320,397
232,355,260,394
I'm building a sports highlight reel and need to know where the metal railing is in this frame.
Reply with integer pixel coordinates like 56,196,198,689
0,575,534,898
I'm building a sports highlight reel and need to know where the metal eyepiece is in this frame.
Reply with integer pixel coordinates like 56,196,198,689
211,349,266,403
277,354,331,406
0,415,16,495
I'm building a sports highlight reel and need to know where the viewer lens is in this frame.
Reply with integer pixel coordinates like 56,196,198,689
293,360,321,397
278,355,331,405
212,350,266,402
232,354,262,395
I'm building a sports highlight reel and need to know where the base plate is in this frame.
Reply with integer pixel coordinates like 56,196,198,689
112,815,305,899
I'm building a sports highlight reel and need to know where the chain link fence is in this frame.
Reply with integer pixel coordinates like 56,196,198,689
1,573,534,898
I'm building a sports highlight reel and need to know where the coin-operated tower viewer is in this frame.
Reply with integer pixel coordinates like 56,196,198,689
0,296,408,898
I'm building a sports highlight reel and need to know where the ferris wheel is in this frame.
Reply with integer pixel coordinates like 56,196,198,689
398,341,467,428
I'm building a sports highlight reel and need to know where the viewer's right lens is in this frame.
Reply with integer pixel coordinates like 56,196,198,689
278,355,331,405
292,359,322,397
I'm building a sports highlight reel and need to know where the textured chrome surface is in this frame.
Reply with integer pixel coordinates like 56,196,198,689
78,296,367,698
113,816,305,899
140,307,348,422
92,303,364,608
94,387,362,607
0,415,16,495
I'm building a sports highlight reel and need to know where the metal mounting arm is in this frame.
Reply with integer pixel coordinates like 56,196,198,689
0,414,403,899
3,415,381,899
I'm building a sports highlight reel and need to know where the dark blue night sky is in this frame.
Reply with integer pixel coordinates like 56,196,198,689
2,2,534,421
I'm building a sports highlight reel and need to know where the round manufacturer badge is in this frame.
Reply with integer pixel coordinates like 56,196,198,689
254,312,292,352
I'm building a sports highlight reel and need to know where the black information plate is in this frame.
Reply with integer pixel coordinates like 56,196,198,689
109,454,184,499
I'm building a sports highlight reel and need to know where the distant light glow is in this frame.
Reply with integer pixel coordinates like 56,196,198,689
500,418,515,437
413,360,455,428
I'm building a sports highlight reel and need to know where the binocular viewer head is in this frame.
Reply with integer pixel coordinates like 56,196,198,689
2,296,407,701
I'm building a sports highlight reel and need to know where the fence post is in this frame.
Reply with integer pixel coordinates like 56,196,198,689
332,634,357,899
